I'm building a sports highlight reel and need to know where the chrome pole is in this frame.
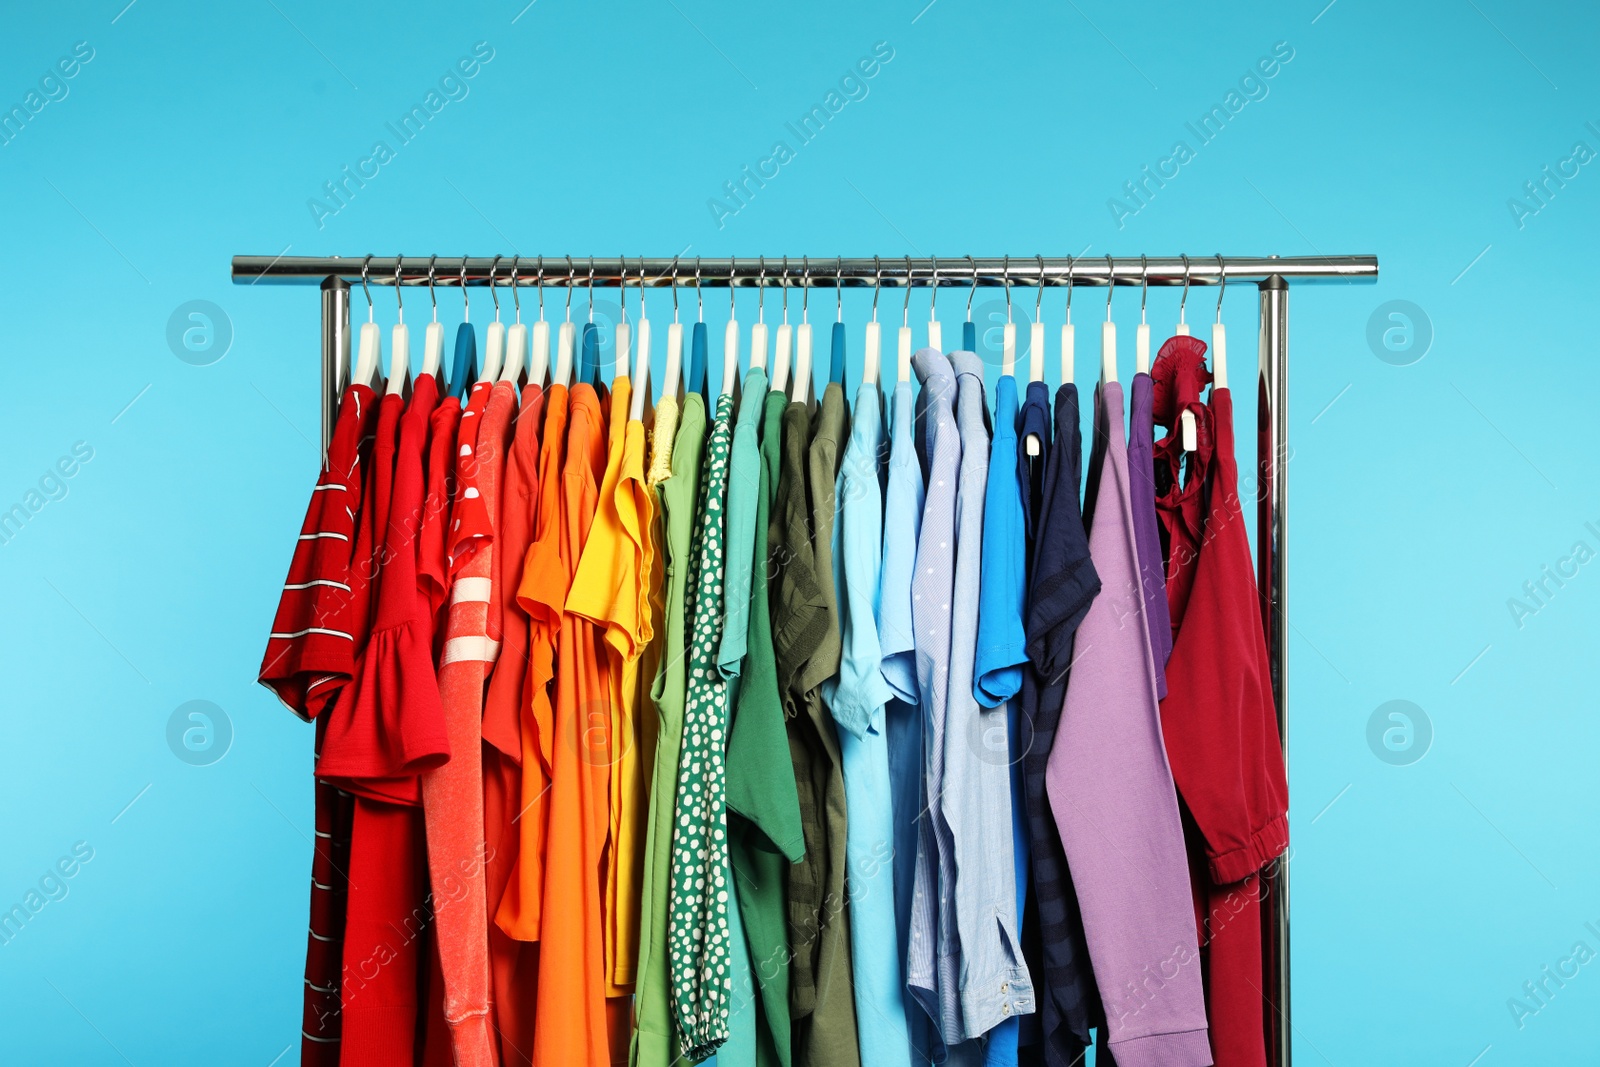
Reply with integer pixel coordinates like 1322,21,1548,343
1258,274,1290,1067
319,276,349,462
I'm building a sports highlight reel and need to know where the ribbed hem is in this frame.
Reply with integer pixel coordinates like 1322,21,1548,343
1109,1024,1214,1067
339,1005,416,1067
1209,812,1288,886
447,1009,497,1067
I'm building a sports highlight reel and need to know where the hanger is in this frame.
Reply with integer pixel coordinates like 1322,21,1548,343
1101,254,1118,385
1029,254,1047,387
529,257,550,386
554,256,575,387
1135,253,1151,375
792,257,813,404
422,255,444,379
1060,254,1076,386
926,256,942,353
630,257,654,419
723,254,742,392
1176,254,1196,449
477,254,505,384
1001,255,1017,377
579,258,600,388
830,258,846,386
963,255,977,353
1211,253,1228,390
749,256,768,374
448,255,477,399
770,257,792,393
865,257,883,387
661,258,684,402
718,254,738,398
353,255,383,389
614,257,632,394
501,255,528,387
386,255,411,396
896,255,915,386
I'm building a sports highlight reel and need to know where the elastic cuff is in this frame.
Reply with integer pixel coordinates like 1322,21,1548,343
1209,811,1289,886
1109,1024,1214,1067
446,1009,497,1067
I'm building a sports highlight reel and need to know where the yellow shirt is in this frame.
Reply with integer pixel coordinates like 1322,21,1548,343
566,377,655,994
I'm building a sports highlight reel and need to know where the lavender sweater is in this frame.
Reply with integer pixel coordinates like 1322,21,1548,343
1044,382,1211,1067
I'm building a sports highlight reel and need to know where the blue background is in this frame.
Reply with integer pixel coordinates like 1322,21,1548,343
1,2,1595,1064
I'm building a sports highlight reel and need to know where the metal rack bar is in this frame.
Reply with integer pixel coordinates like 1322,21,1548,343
237,251,1378,1067
232,254,1377,288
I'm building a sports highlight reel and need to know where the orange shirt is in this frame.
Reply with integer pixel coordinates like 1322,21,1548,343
499,383,568,940
534,383,612,1067
566,378,655,995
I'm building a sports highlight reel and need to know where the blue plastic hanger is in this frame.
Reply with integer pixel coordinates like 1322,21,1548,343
689,320,709,401
962,253,978,353
448,258,477,398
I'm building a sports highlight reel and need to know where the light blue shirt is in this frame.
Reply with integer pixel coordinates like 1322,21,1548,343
905,349,977,1062
821,383,914,1067
943,352,1032,1041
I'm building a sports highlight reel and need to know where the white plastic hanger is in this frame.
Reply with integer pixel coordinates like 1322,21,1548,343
926,258,942,355
1029,254,1046,387
352,255,383,389
554,256,575,387
614,259,631,395
1001,256,1017,378
724,256,743,390
1101,255,1118,386
631,257,654,421
500,256,527,387
1061,255,1076,385
1135,254,1151,376
790,260,812,406
477,255,505,385
1176,255,1196,450
894,256,911,387
721,255,741,398
1211,254,1228,390
421,255,444,379
771,259,792,394
749,257,768,375
387,256,411,396
791,258,813,404
528,257,550,386
660,258,683,403
865,258,884,387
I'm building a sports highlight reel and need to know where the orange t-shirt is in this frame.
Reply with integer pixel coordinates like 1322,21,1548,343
534,383,613,1067
499,383,568,940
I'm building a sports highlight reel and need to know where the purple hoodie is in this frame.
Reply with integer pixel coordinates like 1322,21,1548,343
1045,381,1211,1067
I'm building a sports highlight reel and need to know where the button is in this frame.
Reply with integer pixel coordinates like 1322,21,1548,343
1002,1004,1012,1015
1000,982,1008,993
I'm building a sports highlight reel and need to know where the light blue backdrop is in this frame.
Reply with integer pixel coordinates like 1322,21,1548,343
1,2,1595,1064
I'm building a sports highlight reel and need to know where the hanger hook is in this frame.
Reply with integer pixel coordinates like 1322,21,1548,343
780,255,790,322
510,254,521,322
1036,254,1045,318
1179,253,1191,325
1002,254,1012,323
965,255,977,321
427,254,438,322
756,255,766,323
361,254,374,323
586,257,595,324
1065,254,1076,321
564,254,574,322
929,255,939,322
488,254,502,319
1140,253,1148,324
394,254,405,322
536,255,546,320
1215,254,1227,322
669,254,681,322
460,254,469,318
836,258,844,323
1105,254,1115,321
617,257,629,324
871,255,882,322
802,255,811,321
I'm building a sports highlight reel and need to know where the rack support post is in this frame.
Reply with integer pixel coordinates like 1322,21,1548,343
319,276,349,461
1258,275,1290,1067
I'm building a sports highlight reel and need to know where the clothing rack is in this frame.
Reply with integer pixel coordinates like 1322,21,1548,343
231,250,1379,1067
